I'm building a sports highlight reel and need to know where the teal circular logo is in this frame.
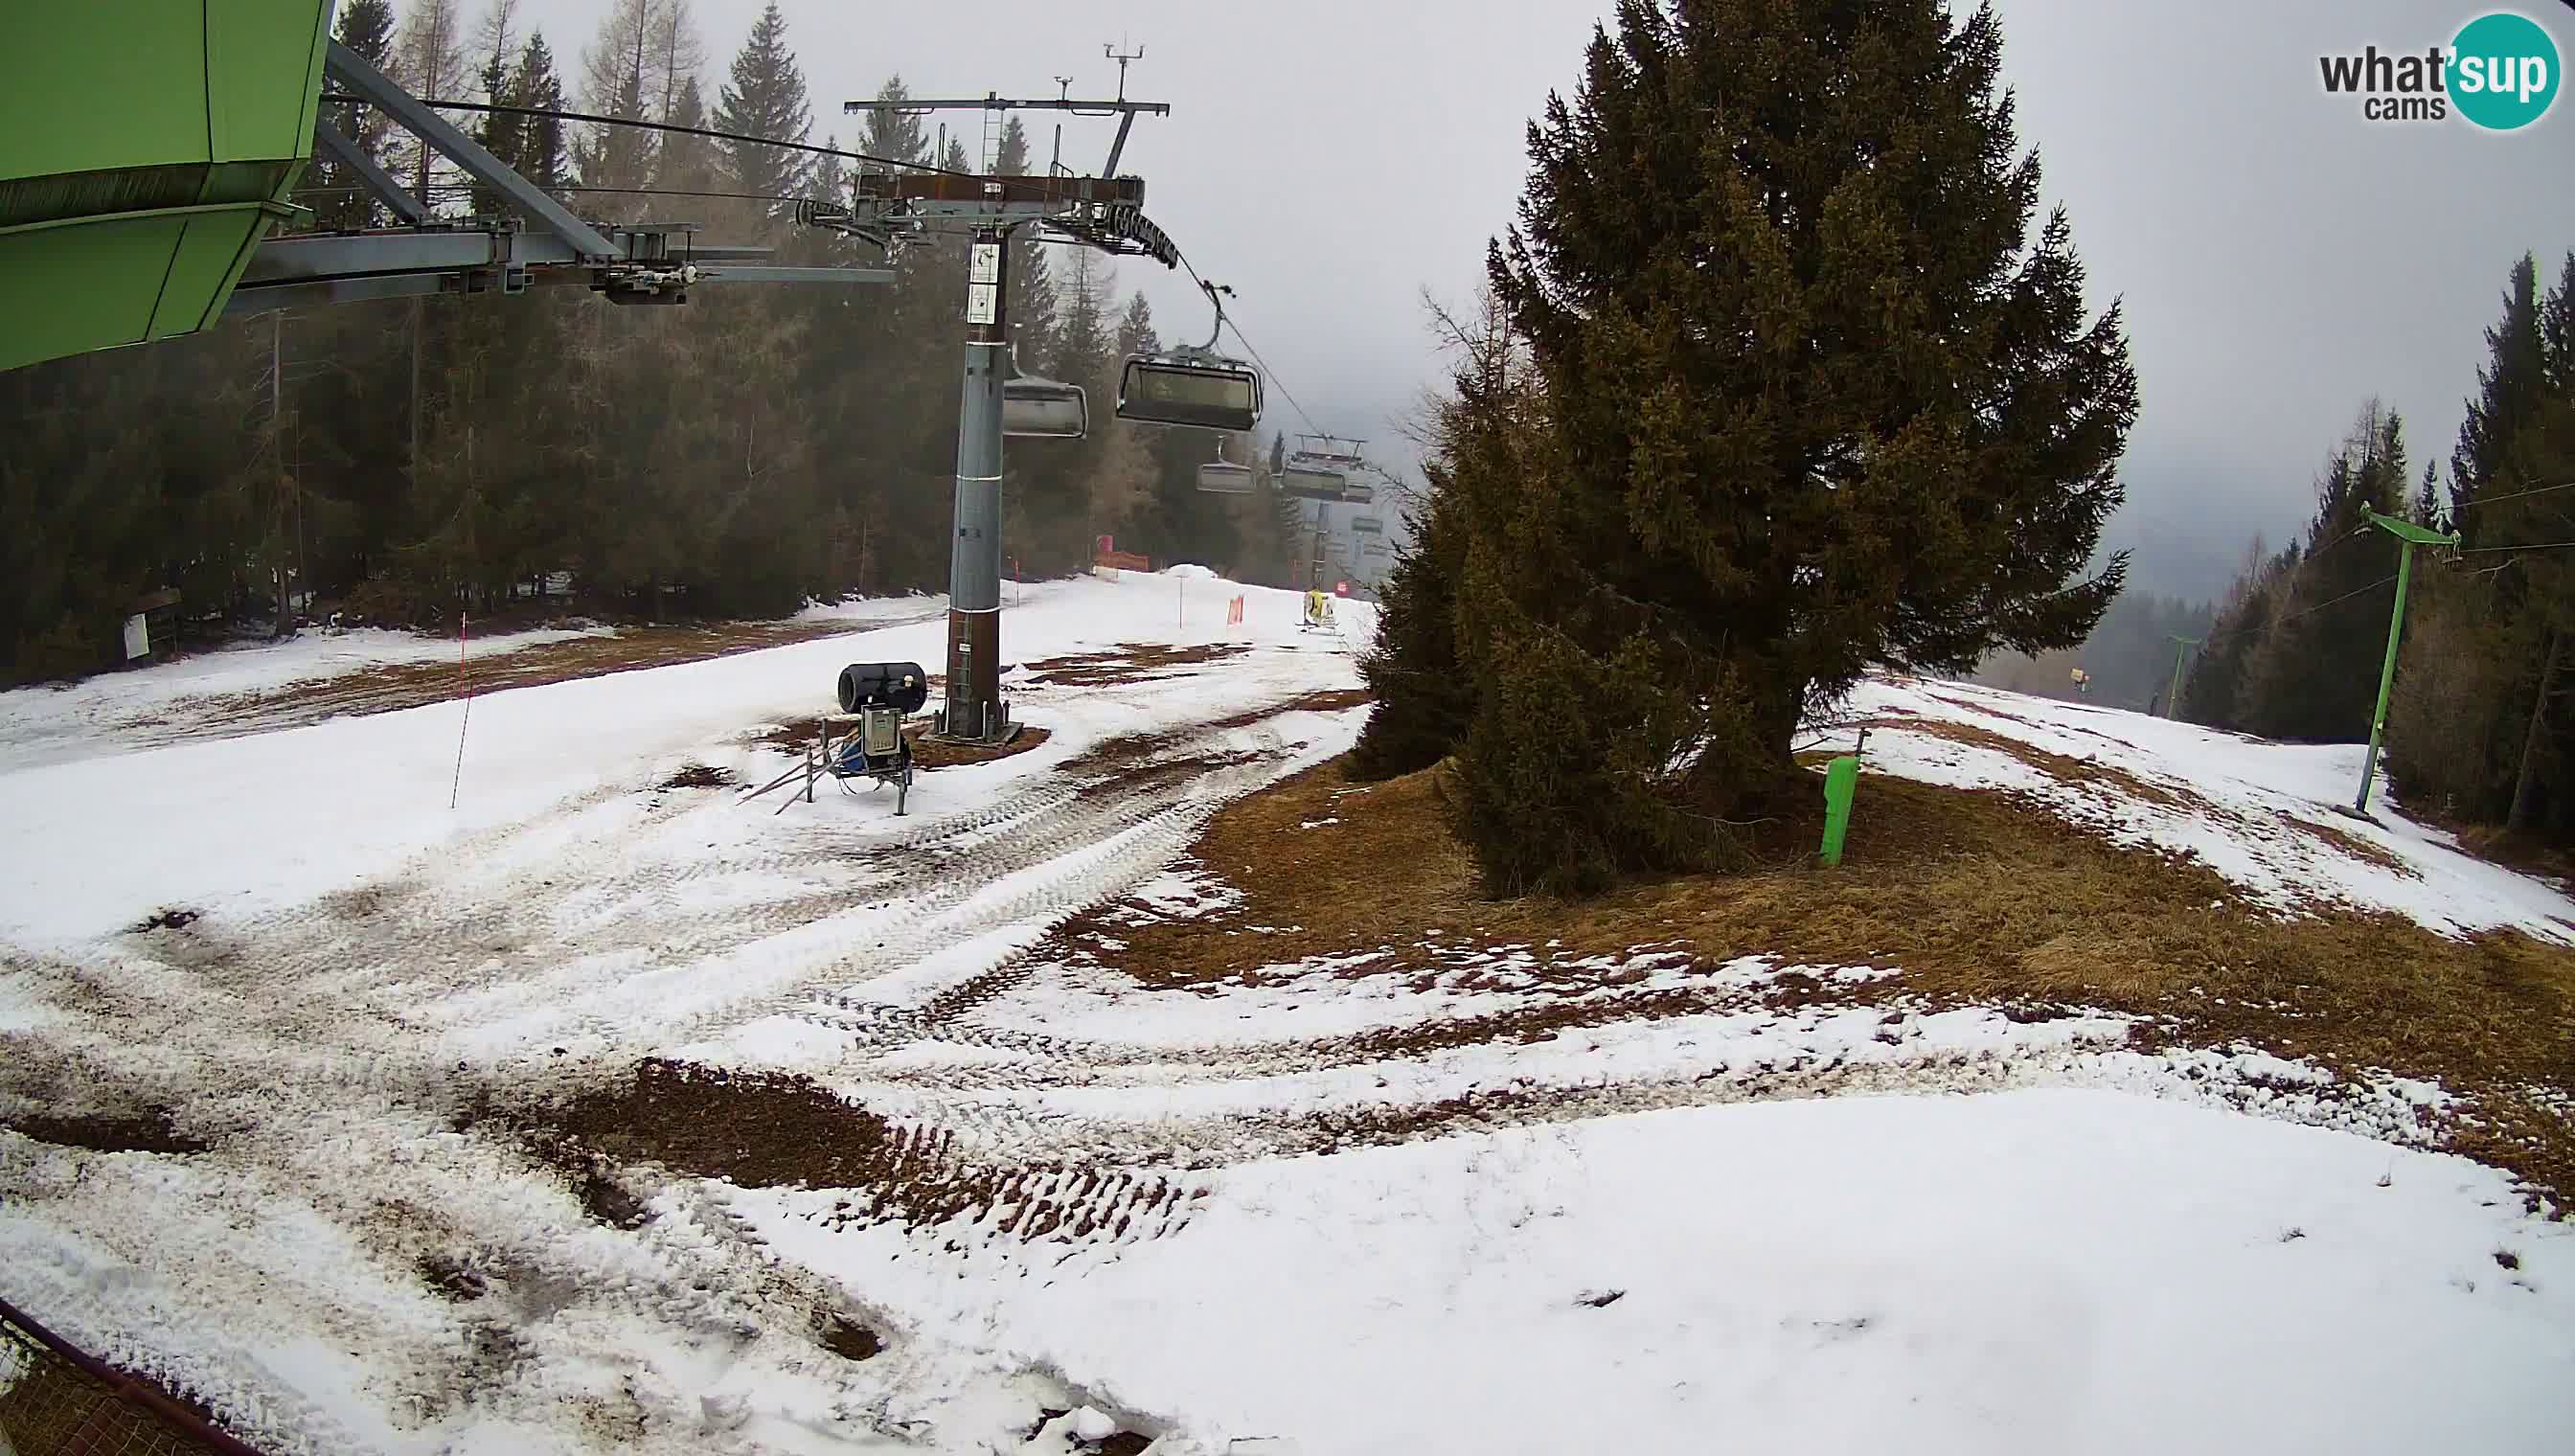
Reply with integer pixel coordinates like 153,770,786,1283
2450,11,2561,130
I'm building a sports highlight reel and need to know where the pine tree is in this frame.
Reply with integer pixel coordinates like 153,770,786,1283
308,0,400,230
514,33,569,195
2453,254,2546,537
713,1,811,217
2236,404,2408,741
395,0,470,210
467,0,524,219
577,0,664,199
655,76,721,195
2541,251,2575,395
857,77,928,167
995,118,1059,367
1428,0,2136,893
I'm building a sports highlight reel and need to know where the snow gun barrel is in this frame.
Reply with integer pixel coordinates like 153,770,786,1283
838,662,930,716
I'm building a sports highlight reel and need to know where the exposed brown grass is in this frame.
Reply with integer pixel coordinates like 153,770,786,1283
1860,716,2208,813
2279,812,2418,876
1071,755,2575,1210
189,617,902,736
1020,642,1249,687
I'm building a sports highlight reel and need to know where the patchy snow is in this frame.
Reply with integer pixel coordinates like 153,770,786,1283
735,1088,2574,1456
0,621,613,771
4,579,2571,1455
1818,673,2575,942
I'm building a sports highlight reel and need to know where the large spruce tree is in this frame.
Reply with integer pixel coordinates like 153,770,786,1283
2452,254,2546,537
1424,0,2136,893
307,0,399,231
712,1,811,216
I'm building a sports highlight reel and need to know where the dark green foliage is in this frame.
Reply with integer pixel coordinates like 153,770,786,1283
1407,0,2134,894
305,0,399,230
2180,542,2294,732
2234,405,2411,742
712,1,810,212
2452,254,2547,537
1350,484,1473,780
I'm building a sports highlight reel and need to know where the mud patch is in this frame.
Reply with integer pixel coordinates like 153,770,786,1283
511,1060,1194,1242
419,1251,490,1302
659,763,737,790
1020,642,1250,688
1058,689,1373,776
575,1170,654,1230
0,1108,209,1154
128,906,201,932
820,1315,882,1361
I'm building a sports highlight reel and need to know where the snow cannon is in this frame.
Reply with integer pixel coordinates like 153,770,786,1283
837,663,929,717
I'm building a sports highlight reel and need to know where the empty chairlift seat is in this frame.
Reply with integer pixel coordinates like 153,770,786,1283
1117,355,1264,432
1196,436,1255,493
1281,441,1369,502
1196,459,1254,493
1002,375,1087,439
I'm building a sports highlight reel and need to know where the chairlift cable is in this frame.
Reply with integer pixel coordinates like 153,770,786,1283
2447,479,2575,511
317,92,985,179
1173,246,1325,441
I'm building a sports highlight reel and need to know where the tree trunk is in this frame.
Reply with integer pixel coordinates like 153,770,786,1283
2508,626,2562,833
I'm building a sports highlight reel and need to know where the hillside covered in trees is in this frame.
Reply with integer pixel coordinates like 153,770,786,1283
2179,252,2575,845
0,0,1305,685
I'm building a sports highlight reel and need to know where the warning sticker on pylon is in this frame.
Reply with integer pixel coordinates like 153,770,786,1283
965,283,997,325
968,242,1001,284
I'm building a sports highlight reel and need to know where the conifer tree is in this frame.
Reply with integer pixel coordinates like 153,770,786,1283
308,0,400,230
1423,0,2136,892
712,1,811,216
2453,254,2546,536
2236,404,2408,741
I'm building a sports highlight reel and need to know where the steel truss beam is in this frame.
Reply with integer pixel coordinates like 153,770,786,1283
223,40,893,322
312,122,432,228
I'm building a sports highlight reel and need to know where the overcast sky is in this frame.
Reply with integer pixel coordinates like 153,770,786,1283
500,0,2575,599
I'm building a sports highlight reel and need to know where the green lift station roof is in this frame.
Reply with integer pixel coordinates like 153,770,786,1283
0,1,334,374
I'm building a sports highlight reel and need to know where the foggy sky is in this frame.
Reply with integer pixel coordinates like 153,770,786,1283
503,0,2575,600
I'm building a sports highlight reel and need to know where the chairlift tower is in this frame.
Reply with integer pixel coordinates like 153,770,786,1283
837,78,1185,744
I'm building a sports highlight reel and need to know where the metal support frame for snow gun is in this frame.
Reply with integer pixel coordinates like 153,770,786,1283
740,662,929,816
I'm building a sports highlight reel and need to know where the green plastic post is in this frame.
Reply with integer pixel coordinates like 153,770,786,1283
2354,510,2458,815
1819,755,1860,866
2166,635,2199,718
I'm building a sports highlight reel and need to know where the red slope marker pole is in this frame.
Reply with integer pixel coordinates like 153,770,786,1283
448,609,473,810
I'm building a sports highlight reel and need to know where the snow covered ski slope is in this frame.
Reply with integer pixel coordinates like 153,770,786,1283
2,572,2570,1455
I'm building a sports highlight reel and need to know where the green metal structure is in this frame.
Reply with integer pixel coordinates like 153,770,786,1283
1818,750,1862,867
2352,510,2460,816
0,1,332,375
